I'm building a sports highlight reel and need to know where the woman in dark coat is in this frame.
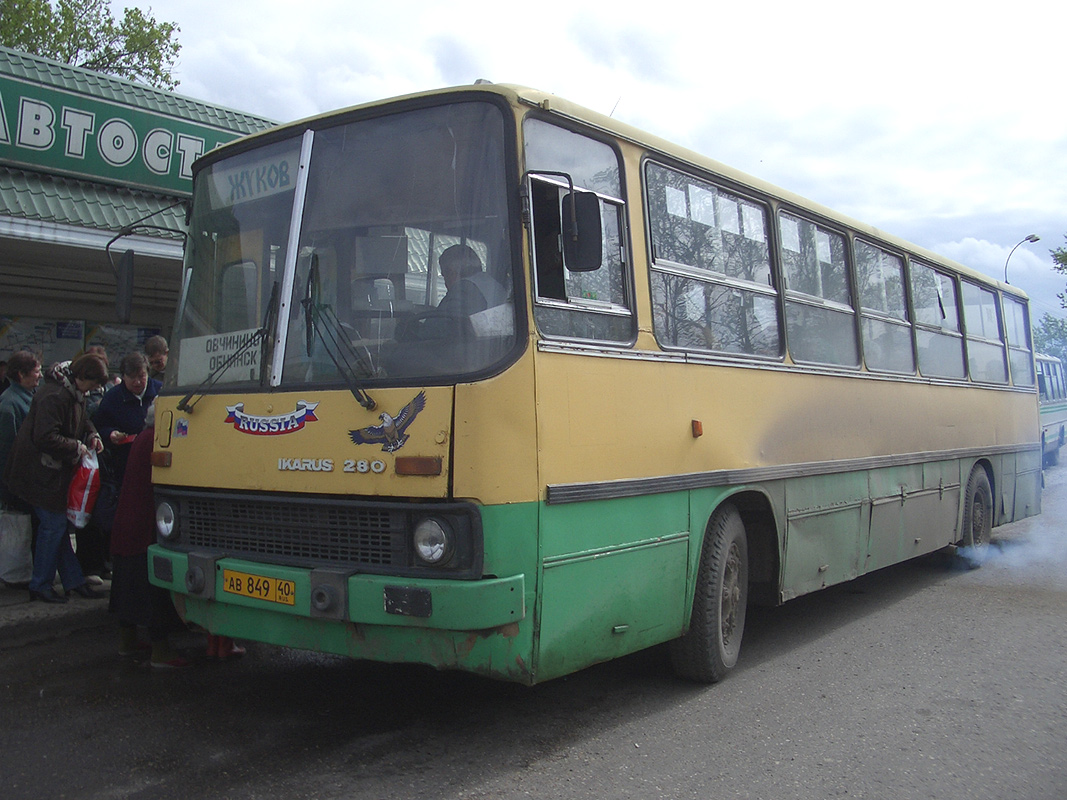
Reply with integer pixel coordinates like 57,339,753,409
109,403,244,665
93,352,160,484
109,404,191,668
4,355,109,603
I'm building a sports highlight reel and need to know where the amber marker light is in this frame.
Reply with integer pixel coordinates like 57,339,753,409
395,456,443,476
150,451,173,467
691,420,704,438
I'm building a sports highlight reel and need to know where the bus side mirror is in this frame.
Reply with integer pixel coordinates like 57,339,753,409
116,249,134,324
561,191,602,272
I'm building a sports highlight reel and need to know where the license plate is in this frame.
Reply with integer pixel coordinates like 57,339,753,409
222,569,296,606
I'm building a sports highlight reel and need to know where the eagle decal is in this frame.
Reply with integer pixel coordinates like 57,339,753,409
348,391,426,453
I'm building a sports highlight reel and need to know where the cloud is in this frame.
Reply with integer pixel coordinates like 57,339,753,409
145,0,1067,321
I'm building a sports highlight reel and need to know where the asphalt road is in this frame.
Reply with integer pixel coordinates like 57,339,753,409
1,465,1065,800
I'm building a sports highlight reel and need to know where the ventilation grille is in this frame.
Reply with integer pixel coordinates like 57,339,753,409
182,495,408,567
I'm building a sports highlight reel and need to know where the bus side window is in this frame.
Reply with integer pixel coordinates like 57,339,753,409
911,262,966,379
1002,295,1033,387
854,240,914,374
645,161,780,358
962,281,1008,384
779,211,859,367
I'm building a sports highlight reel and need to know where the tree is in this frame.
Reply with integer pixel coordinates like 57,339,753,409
0,0,180,90
1033,313,1067,363
1053,235,1067,310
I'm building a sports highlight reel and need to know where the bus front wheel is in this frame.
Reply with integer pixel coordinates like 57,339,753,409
669,503,749,683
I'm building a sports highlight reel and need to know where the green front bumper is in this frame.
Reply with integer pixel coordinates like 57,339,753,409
147,545,532,681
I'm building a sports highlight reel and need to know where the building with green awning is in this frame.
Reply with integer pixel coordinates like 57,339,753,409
0,45,275,366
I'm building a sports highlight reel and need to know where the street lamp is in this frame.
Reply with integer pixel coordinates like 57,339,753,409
1004,234,1040,284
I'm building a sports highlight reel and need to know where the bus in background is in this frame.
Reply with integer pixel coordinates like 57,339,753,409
146,84,1041,685
1037,353,1067,466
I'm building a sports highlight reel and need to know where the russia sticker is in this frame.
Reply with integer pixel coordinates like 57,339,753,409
225,400,319,436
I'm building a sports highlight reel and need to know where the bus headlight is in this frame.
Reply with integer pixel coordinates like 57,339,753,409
413,517,454,565
156,501,177,541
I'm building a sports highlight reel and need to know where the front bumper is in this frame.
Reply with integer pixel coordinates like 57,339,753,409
148,545,525,630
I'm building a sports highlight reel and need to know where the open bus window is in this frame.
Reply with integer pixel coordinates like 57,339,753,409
646,162,780,358
524,118,634,343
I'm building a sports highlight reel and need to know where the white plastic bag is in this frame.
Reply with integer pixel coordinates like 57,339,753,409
0,509,33,585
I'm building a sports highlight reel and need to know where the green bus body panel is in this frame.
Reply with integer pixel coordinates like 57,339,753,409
1013,450,1042,517
480,502,540,602
148,451,1042,683
147,546,535,683
149,501,543,681
783,471,868,596
151,550,529,631
176,593,535,683
1040,400,1067,459
539,489,688,559
535,492,691,680
149,549,525,629
537,540,688,680
867,460,961,572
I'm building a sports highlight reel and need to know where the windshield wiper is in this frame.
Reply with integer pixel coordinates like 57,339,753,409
301,255,377,410
176,281,279,413
260,280,280,381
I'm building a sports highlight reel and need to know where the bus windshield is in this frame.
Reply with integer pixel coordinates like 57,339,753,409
169,100,518,390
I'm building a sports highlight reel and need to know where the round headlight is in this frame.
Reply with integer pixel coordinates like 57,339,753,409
413,517,453,565
156,501,177,540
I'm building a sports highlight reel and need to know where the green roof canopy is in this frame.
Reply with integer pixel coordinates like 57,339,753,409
0,45,275,249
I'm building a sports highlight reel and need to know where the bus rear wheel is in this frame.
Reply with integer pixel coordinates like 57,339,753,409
960,465,993,567
669,503,749,683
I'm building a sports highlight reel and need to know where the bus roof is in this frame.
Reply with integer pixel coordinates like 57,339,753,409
203,81,1028,302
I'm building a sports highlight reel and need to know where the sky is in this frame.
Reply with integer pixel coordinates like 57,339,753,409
143,0,1067,322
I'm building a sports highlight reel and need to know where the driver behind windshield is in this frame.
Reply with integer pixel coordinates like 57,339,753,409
436,244,507,316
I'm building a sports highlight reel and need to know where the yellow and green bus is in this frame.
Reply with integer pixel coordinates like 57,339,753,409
147,83,1041,684
1037,353,1067,466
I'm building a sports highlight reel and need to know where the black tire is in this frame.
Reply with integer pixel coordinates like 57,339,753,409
669,503,749,683
961,465,993,550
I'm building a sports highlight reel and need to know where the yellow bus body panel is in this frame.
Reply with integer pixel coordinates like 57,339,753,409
452,346,540,505
153,387,455,497
533,352,1039,488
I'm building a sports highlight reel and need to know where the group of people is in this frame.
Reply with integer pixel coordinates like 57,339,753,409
0,336,241,668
